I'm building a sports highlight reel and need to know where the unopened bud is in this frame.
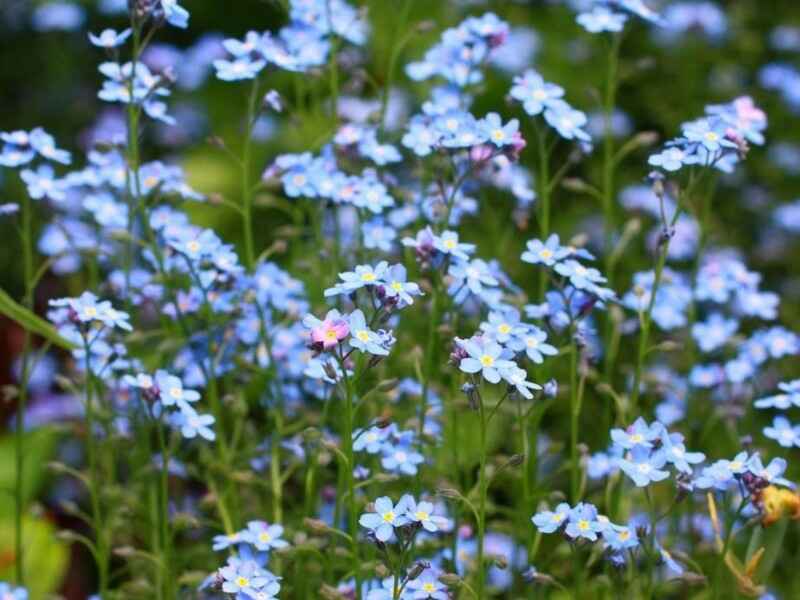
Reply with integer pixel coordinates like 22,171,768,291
438,573,462,586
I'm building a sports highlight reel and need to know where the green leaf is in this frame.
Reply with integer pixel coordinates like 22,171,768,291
0,517,69,600
0,288,76,350
0,428,59,515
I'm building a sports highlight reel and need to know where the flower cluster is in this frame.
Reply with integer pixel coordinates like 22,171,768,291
648,97,767,173
532,502,640,564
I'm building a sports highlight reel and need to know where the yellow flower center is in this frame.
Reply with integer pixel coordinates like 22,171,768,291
619,530,630,540
578,519,590,531
186,240,201,253
415,511,430,521
423,583,436,593
361,272,376,282
382,511,395,523
169,387,182,399
391,281,403,291
498,324,511,334
443,239,457,249
540,248,553,259
480,354,495,367
491,129,505,141
258,532,271,543
236,577,250,587
356,330,371,342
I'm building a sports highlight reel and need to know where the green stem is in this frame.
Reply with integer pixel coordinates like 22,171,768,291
242,79,260,270
156,413,173,599
570,337,580,503
83,337,109,595
339,351,360,600
714,498,748,600
535,124,551,301
378,0,414,134
325,0,340,130
629,206,684,414
14,193,35,586
476,388,488,600
602,34,622,267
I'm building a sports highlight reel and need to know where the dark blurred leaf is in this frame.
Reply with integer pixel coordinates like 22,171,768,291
0,288,76,350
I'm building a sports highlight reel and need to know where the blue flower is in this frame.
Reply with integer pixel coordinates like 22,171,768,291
657,543,684,575
554,259,606,290
682,118,737,153
565,503,603,541
610,417,661,450
212,531,244,551
223,31,262,56
661,432,705,474
764,416,800,448
353,425,392,454
214,57,266,81
480,112,520,147
30,128,72,164
381,438,425,475
755,380,800,409
695,451,751,490
433,230,475,261
49,292,132,331
362,221,396,252
154,370,201,412
577,7,628,33
161,0,190,29
219,560,271,596
404,497,444,532
619,446,670,487
0,143,35,167
515,327,558,364
510,70,564,116
402,119,441,156
358,131,402,165
0,583,27,600
543,100,591,142
604,524,639,552
21,165,65,201
348,310,389,356
458,338,515,384
88,28,132,48
480,308,524,345
325,262,389,297
531,502,570,534
359,496,411,542
691,313,739,353
435,111,487,148
746,454,794,489
521,234,569,266
648,146,695,171
500,365,541,399
244,521,289,552
406,568,449,599
175,407,216,441
382,264,422,306
448,259,499,298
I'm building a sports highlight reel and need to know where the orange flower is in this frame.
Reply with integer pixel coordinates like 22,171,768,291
757,485,800,526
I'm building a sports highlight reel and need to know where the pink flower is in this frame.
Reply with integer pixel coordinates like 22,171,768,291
311,317,350,349
733,96,766,128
